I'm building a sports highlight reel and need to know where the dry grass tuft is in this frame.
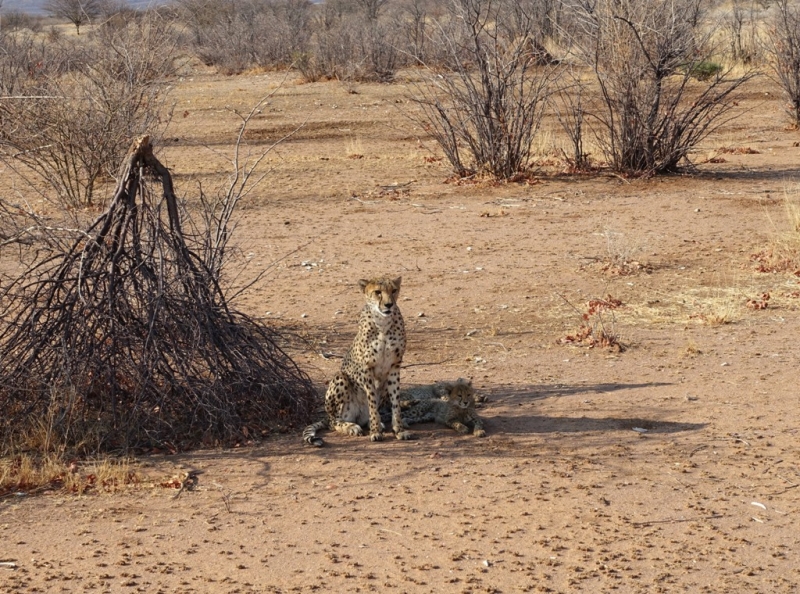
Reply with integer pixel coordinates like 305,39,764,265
345,137,365,159
583,229,651,276
751,191,800,274
0,455,141,496
682,341,702,357
688,286,742,325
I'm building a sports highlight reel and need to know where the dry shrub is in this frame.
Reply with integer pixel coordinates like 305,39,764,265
179,0,313,74
44,0,102,35
566,0,756,175
0,30,64,97
2,10,44,32
0,13,176,209
722,0,766,65
409,0,559,179
298,2,400,82
553,67,591,171
763,0,800,126
597,229,650,276
0,137,317,455
559,294,625,352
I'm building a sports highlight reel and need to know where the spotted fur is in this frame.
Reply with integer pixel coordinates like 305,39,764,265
303,276,410,446
385,378,486,437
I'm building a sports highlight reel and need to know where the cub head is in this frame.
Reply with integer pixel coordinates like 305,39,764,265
359,276,401,317
440,378,476,409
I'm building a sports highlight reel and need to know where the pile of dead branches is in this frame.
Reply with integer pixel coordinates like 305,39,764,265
0,136,316,453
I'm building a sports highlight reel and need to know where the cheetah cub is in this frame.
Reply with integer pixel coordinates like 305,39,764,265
394,378,486,437
303,276,411,446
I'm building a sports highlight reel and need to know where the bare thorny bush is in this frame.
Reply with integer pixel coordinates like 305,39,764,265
0,114,317,455
0,12,177,210
296,0,401,83
177,0,401,82
723,0,766,65
410,0,560,179
178,0,313,74
762,0,800,127
565,0,756,175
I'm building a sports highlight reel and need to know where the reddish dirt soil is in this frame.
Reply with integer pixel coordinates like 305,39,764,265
2,70,800,593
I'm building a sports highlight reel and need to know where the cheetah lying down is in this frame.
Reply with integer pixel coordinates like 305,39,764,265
383,378,487,437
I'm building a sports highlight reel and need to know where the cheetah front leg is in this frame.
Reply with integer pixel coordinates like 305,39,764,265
366,378,384,442
470,414,487,438
388,366,413,440
447,420,471,434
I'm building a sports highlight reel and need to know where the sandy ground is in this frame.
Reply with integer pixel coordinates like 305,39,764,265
2,70,800,593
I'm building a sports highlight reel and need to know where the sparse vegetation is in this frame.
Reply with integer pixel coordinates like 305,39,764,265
2,5,800,589
567,0,756,175
0,13,177,209
409,0,559,179
0,0,797,481
0,454,141,496
763,0,800,126
689,285,742,326
559,294,625,352
752,190,800,274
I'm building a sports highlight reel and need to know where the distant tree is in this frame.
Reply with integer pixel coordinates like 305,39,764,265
44,0,102,34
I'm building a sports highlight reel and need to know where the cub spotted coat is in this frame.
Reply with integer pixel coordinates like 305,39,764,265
388,378,486,437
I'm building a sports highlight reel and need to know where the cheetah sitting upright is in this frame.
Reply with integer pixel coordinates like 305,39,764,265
303,276,412,446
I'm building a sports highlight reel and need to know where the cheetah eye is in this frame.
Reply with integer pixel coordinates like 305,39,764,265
374,290,381,297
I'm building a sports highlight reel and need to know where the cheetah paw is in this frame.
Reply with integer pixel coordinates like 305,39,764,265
395,430,415,440
344,425,364,436
474,429,487,438
370,432,385,442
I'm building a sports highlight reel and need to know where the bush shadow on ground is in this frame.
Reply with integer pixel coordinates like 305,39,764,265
482,381,705,435
487,381,674,404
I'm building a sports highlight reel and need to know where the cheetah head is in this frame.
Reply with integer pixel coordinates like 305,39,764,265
359,276,401,317
440,378,476,409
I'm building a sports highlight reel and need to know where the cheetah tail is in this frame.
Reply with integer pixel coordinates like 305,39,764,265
302,418,328,447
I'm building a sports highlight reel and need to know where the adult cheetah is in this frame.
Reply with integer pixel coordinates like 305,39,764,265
303,276,411,446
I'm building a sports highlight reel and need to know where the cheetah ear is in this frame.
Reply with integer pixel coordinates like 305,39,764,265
358,279,369,292
393,276,402,290
459,377,472,387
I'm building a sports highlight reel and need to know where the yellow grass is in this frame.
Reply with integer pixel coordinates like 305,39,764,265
753,189,800,273
0,454,141,495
